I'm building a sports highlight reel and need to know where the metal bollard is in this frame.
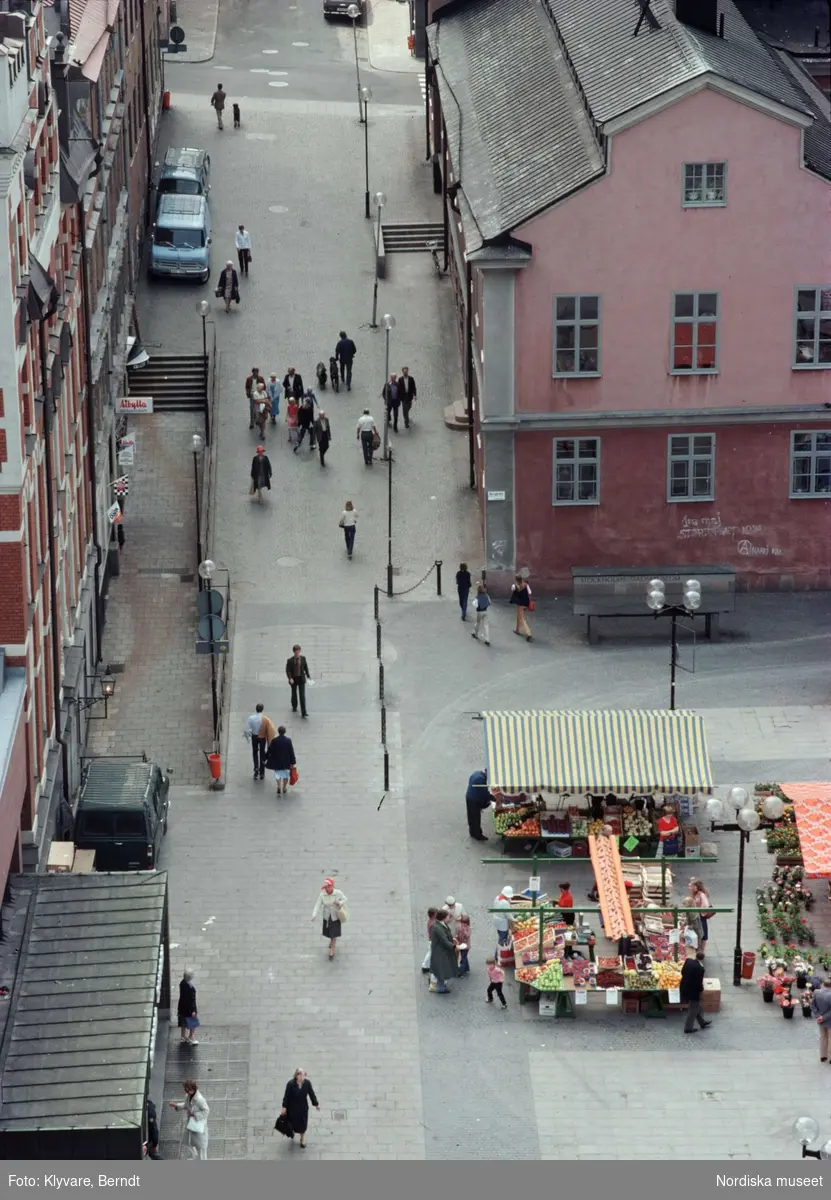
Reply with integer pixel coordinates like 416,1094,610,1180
376,621,381,659
381,705,386,744
436,559,443,596
379,661,384,702
374,584,379,621
383,748,390,791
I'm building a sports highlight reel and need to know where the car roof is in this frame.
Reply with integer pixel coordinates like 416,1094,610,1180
156,194,208,223
79,761,157,809
163,147,208,171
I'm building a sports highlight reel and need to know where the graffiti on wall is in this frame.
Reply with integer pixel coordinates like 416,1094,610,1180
676,513,783,558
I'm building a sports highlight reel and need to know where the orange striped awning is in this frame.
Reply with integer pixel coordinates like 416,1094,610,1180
781,783,831,879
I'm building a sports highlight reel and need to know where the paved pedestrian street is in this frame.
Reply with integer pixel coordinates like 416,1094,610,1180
87,0,831,1161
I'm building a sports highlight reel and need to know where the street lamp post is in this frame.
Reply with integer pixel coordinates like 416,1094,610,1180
707,787,784,987
645,577,702,710
361,86,372,219
387,435,394,598
199,299,210,442
347,4,364,123
381,313,395,460
192,434,204,589
199,558,220,742
370,191,386,329
792,1118,831,1160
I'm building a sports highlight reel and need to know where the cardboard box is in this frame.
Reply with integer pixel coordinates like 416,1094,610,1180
701,978,721,1012
46,842,74,873
71,848,96,874
684,825,701,858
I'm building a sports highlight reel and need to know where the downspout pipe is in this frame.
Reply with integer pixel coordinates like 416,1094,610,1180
77,201,103,665
138,0,154,230
465,257,474,490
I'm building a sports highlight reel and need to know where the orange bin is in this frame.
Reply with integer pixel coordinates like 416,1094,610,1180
207,752,222,781
741,951,756,980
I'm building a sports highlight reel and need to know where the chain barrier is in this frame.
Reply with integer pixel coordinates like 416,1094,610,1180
375,559,443,599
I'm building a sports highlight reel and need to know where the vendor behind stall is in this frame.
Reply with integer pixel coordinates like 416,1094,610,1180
657,804,681,856
557,882,575,926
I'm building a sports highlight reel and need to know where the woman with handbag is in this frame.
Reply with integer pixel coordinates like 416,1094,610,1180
279,1069,320,1149
169,1080,209,1160
177,969,199,1045
311,876,348,960
510,573,533,642
690,878,714,955
265,725,296,796
339,500,357,559
215,260,240,313
249,446,272,504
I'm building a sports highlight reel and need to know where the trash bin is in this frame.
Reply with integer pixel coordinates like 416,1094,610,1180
163,90,171,110
207,752,222,781
741,951,756,980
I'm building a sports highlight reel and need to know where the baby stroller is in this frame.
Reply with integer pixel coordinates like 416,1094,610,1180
329,355,340,393
316,361,328,389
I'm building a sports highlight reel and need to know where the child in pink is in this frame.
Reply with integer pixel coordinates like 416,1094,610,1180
486,956,507,1008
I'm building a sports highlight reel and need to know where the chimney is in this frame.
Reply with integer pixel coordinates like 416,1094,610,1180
675,0,719,37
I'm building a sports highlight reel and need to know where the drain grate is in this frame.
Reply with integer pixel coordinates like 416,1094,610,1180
332,1110,347,1121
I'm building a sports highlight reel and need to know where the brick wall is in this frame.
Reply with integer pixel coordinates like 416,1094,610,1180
0,711,26,884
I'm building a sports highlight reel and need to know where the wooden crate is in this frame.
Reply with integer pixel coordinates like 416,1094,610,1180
46,842,74,873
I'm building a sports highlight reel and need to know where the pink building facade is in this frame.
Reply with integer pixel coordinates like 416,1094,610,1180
427,0,831,591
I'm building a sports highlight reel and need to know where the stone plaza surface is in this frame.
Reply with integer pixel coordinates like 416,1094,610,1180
88,4,831,1159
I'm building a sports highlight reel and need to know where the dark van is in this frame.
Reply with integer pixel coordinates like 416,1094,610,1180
73,760,170,871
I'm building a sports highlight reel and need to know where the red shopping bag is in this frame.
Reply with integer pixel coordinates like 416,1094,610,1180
289,765,299,787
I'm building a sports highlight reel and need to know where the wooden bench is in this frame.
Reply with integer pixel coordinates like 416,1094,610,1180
572,564,736,645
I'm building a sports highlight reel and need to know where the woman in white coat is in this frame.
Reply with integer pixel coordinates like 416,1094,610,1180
311,876,348,960
170,1079,210,1160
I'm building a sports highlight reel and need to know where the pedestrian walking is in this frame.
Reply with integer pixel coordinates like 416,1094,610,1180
314,409,331,466
311,877,348,960
812,978,831,1060
456,909,471,976
689,878,714,955
243,703,277,780
466,767,496,841
216,260,239,313
296,395,315,451
177,969,199,1045
280,1069,320,1149
680,950,712,1033
382,374,401,432
252,382,271,438
245,366,263,429
235,224,252,275
335,330,357,389
428,909,456,994
210,83,226,129
266,373,281,424
283,367,304,402
399,366,416,428
471,580,491,645
339,500,357,559
356,409,378,465
250,446,272,503
286,397,299,450
485,957,508,1008
420,907,438,973
510,573,533,641
145,1098,162,1158
169,1081,209,1160
683,895,704,952
456,562,472,620
285,643,310,718
265,725,296,795
492,886,516,947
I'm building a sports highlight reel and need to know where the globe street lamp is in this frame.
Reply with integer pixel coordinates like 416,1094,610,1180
361,86,372,219
347,4,364,123
645,577,702,710
370,191,386,329
792,1117,831,1159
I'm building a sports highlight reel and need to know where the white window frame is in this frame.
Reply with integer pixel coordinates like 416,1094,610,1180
667,433,716,503
552,437,600,506
552,294,602,378
793,286,831,370
670,290,720,374
682,162,726,207
789,431,831,498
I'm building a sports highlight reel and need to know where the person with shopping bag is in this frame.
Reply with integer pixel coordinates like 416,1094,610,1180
279,1069,320,1149
169,1080,210,1160
265,725,296,796
311,877,348,960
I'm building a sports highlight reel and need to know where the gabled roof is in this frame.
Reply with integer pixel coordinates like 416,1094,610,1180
428,0,831,250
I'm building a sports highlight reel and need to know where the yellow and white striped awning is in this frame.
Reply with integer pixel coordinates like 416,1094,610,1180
482,710,712,795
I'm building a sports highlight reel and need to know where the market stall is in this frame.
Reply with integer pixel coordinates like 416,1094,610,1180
779,783,831,877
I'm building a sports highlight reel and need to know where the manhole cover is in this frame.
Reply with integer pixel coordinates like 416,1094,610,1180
276,555,302,566
332,1110,347,1121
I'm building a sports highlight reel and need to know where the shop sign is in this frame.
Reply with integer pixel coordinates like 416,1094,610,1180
575,990,587,1005
605,988,618,1006
528,876,541,894
487,490,506,501
117,396,153,413
668,988,680,1004
118,448,134,466
106,501,122,524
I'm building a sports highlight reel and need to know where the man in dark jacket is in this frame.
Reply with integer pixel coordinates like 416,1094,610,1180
382,374,401,432
296,395,316,451
314,410,331,467
680,951,711,1033
335,331,357,390
265,725,297,795
429,910,457,994
285,644,311,718
466,768,496,842
146,1098,161,1158
283,367,304,401
399,366,417,428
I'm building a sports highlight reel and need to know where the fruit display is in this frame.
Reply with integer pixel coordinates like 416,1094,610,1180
652,962,682,989
533,959,565,991
494,811,523,835
513,926,557,954
515,965,546,983
596,970,625,989
588,818,606,836
504,818,541,838
624,970,655,989
623,806,652,838
597,956,622,970
512,918,541,939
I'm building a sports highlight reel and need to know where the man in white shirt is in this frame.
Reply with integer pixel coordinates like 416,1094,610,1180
492,885,515,946
235,224,252,276
243,703,276,780
355,409,378,466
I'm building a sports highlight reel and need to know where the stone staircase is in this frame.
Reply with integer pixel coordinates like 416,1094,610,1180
381,221,444,253
127,354,207,414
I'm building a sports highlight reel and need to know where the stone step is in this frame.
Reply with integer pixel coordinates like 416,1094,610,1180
443,398,469,431
382,222,444,253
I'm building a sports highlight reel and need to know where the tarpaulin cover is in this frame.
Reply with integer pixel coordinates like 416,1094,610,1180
781,783,831,879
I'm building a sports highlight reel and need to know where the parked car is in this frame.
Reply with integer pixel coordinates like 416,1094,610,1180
157,146,211,204
149,194,212,283
324,0,363,19
73,759,170,871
